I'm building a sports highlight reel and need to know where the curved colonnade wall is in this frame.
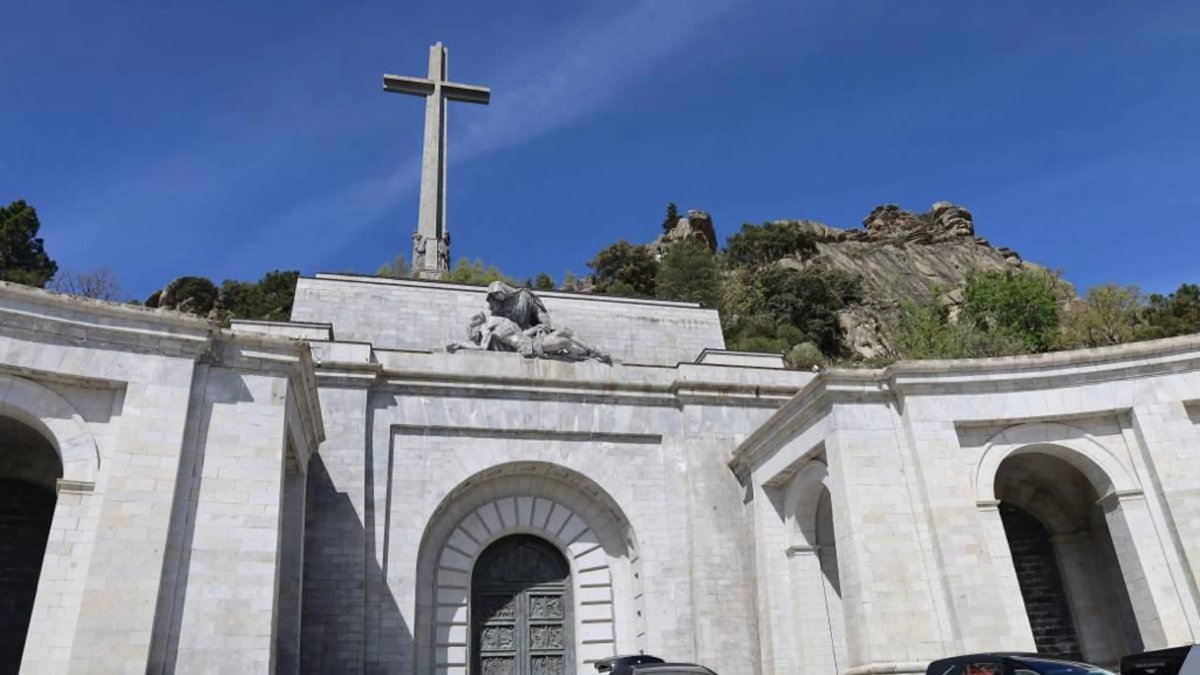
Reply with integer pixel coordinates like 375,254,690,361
735,336,1200,674
0,276,1198,675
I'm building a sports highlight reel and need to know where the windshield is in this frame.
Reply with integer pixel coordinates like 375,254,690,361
1014,658,1117,675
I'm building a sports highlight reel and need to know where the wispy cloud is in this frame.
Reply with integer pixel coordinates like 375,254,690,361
218,0,743,274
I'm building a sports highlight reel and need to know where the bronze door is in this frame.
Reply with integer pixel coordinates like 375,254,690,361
471,535,572,675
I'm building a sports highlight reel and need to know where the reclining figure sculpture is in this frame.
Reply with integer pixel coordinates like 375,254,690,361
447,282,612,364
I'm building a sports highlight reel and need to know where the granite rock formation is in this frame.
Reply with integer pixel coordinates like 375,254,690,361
653,208,719,256
778,201,1046,359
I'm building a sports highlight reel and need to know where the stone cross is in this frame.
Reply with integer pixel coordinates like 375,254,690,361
384,42,490,279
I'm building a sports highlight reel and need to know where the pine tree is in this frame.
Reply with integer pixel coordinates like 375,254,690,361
661,202,680,234
0,200,58,288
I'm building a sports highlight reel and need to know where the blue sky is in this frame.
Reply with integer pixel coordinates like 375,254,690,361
2,0,1198,300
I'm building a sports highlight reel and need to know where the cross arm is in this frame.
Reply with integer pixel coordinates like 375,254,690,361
442,82,490,105
383,74,435,97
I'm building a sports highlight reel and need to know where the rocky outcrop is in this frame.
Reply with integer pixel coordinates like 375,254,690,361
777,201,1045,359
652,208,719,256
144,276,221,319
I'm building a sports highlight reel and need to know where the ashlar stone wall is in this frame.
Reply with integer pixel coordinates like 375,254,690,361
0,282,323,675
734,336,1200,674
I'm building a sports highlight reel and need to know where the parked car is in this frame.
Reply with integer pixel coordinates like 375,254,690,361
1121,645,1200,675
926,652,1115,675
594,655,666,674
629,664,718,674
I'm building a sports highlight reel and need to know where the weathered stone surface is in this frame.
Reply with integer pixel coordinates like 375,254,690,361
652,208,719,256
775,201,1044,358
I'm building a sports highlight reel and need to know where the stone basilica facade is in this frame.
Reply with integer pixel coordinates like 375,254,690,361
2,273,1199,674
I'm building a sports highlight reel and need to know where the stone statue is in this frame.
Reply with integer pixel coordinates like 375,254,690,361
485,281,550,330
412,232,427,269
447,283,611,364
437,232,451,270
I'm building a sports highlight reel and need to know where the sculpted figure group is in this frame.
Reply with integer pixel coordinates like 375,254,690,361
448,282,612,364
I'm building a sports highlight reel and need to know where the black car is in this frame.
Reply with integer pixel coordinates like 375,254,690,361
1121,645,1200,675
926,652,1115,675
629,664,718,674
594,655,666,674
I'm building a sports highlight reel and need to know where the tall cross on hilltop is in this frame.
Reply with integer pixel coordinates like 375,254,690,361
384,42,491,279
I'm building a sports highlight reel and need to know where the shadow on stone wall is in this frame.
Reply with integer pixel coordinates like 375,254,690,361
301,455,411,673
149,367,254,671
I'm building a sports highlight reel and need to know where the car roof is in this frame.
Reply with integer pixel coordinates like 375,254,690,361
631,664,716,674
927,653,1098,671
594,654,666,672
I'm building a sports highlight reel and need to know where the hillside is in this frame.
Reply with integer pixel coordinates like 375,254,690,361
771,201,1049,359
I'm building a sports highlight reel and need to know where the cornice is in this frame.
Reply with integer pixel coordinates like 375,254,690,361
728,372,892,480
0,281,213,355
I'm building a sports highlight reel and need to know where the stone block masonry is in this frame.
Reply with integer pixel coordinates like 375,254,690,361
291,274,724,367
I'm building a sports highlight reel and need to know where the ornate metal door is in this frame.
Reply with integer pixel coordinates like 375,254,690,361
471,535,572,675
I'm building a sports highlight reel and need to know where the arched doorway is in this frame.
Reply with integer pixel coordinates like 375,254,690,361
995,451,1142,665
470,535,572,675
783,460,847,674
416,461,640,672
0,415,62,673
814,488,847,671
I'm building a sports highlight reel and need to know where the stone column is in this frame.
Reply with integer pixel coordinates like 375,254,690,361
1100,490,1193,648
169,368,294,672
20,481,101,674
275,454,307,674
301,386,370,672
822,403,939,674
976,500,1037,652
1051,531,1122,664
1128,403,1200,638
71,371,197,673
787,544,842,674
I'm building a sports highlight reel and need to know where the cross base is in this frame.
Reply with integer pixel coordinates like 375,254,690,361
415,268,446,281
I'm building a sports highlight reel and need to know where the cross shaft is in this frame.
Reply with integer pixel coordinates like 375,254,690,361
383,42,490,278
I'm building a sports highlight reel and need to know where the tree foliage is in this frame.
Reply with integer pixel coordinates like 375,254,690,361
757,266,862,355
561,271,579,292
0,200,58,288
656,238,720,307
143,271,299,323
661,202,680,234
376,255,411,279
533,273,556,291
725,221,817,269
219,270,299,322
1059,284,1144,348
588,241,658,297
444,258,516,286
718,265,862,358
1141,283,1200,339
960,269,1063,353
892,300,1027,360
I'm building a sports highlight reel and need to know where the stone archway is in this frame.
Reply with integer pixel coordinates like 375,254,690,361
0,414,61,673
994,451,1142,665
416,462,640,675
0,374,102,673
976,423,1191,664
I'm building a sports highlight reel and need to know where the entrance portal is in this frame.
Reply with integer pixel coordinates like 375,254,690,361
995,451,1142,665
471,535,572,675
0,415,62,673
